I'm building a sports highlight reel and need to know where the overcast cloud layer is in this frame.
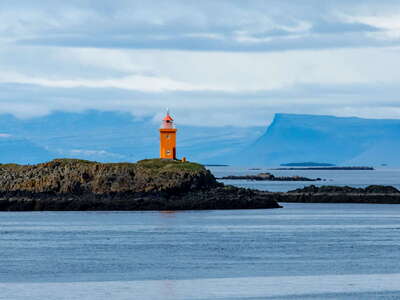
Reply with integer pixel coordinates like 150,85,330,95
1,0,400,126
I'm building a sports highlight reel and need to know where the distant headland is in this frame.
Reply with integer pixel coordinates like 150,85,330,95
274,166,374,170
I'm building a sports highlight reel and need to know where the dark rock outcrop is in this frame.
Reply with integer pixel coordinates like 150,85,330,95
0,159,281,211
219,173,320,181
289,185,400,194
278,185,400,204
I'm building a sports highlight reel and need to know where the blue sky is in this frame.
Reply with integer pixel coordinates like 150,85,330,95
1,0,400,126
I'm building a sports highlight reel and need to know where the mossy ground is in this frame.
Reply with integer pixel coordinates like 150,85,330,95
0,158,205,173
0,158,212,196
136,158,205,172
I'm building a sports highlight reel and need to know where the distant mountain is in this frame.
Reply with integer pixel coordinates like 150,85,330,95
2,111,399,166
0,111,263,164
237,114,400,166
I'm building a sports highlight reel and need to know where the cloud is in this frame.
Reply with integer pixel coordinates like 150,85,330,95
69,149,124,159
1,0,399,52
0,1,400,126
0,73,205,93
1,80,400,126
2,46,400,92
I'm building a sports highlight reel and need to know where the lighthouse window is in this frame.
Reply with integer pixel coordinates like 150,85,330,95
166,150,171,155
166,135,170,139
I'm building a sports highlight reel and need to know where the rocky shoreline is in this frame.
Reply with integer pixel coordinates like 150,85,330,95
0,159,398,211
2,184,400,209
0,159,281,211
0,186,283,211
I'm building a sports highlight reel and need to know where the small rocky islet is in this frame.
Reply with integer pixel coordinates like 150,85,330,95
218,173,322,181
281,184,400,204
0,158,399,211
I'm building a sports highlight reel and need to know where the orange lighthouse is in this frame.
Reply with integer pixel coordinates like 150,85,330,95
160,110,177,159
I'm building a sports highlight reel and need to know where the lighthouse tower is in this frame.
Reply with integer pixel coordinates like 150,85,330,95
159,110,177,159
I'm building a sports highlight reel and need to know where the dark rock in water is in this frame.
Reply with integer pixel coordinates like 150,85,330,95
219,173,320,181
278,184,400,204
166,186,281,210
289,185,400,194
364,185,400,194
0,187,282,211
0,159,281,211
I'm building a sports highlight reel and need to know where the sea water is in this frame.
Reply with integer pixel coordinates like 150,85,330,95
2,205,400,299
210,166,400,192
1,168,400,299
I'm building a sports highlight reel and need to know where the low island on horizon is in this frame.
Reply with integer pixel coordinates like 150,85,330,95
280,162,336,167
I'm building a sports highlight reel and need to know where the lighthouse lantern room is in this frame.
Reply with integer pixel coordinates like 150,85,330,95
159,110,177,159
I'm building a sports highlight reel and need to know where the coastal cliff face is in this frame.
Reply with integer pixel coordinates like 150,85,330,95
0,159,216,195
0,159,281,211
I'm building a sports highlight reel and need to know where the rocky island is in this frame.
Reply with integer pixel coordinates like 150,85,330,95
218,173,321,181
0,159,281,211
279,185,400,204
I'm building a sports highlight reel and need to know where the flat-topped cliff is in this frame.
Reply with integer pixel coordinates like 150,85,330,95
239,113,400,166
0,159,281,211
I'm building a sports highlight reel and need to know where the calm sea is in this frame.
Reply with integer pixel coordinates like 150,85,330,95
209,166,400,192
1,168,400,299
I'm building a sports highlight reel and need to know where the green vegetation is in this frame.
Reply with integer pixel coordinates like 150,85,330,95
49,159,138,169
137,158,204,172
48,158,98,165
0,163,23,169
0,158,205,173
0,157,217,200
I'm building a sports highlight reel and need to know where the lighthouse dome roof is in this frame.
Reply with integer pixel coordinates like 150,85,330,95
163,114,174,121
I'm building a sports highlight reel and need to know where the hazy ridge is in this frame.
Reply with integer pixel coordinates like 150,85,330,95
0,111,399,166
236,113,400,166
